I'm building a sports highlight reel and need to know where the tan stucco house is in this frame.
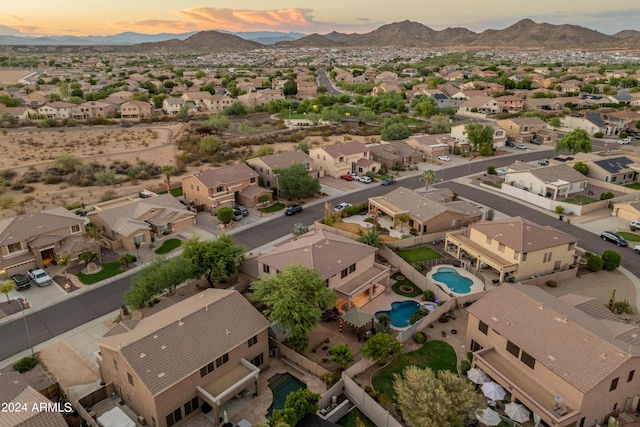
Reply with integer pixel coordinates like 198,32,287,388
504,164,588,200
246,151,315,193
497,117,550,143
97,289,270,427
309,141,379,178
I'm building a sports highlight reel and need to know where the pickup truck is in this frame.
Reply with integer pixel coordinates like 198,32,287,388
635,245,640,254
27,268,52,287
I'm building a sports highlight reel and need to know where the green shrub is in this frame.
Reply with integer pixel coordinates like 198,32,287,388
423,289,435,301
487,165,497,175
555,205,565,214
594,131,604,138
545,280,557,288
613,299,634,315
13,356,38,373
600,192,614,200
586,255,604,272
460,360,471,375
413,332,427,344
602,250,621,271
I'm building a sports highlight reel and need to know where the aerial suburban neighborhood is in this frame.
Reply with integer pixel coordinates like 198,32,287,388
2,6,640,427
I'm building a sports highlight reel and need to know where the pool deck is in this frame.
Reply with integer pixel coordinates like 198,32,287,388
426,265,484,297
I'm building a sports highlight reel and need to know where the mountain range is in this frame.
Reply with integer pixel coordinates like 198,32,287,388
1,20,639,53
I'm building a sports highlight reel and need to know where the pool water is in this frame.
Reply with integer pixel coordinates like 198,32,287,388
432,267,472,294
267,373,306,417
375,300,436,328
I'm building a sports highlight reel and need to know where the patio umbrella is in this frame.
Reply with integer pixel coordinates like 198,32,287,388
505,402,531,423
467,367,490,384
477,407,501,426
481,381,507,401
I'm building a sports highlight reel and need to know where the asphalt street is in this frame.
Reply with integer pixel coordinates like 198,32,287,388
1,147,637,360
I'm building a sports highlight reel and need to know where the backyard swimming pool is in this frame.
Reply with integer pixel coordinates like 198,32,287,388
432,267,472,294
375,300,437,328
267,373,306,417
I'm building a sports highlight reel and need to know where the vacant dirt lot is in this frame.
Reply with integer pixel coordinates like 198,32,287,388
0,70,32,84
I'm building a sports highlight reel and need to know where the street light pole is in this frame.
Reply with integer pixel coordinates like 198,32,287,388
15,298,34,356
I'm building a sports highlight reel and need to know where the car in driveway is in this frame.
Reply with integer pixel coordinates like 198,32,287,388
284,204,303,216
10,274,31,290
635,245,640,254
515,143,527,150
600,231,628,247
27,268,52,287
232,208,243,221
357,176,372,184
538,159,549,166
334,202,352,212
618,138,631,144
381,178,395,186
340,174,354,181
506,140,515,147
437,155,451,162
236,205,249,216
631,220,640,229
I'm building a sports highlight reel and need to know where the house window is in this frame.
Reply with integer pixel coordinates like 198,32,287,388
349,263,356,274
263,265,270,274
7,242,21,253
478,321,488,335
200,361,214,377
266,170,269,174
522,253,527,261
486,237,492,245
134,234,146,245
184,397,199,416
216,186,223,193
166,408,182,427
568,242,575,250
554,260,561,271
251,353,264,367
341,268,348,279
506,340,520,358
520,351,535,369
612,176,617,182
470,340,483,352
628,370,635,382
259,167,263,172
127,372,134,386
251,177,256,183
216,353,229,368
71,224,81,233
248,335,258,347
513,252,519,260
498,244,505,253
610,377,619,391
113,358,118,371
580,418,585,427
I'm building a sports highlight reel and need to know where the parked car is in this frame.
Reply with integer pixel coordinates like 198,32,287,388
635,245,640,254
631,219,640,229
27,268,52,287
10,274,31,290
515,143,527,150
334,202,352,212
284,204,303,216
358,176,372,184
340,174,354,181
381,178,395,186
618,138,631,144
232,208,243,221
600,231,628,247
236,205,249,216
505,141,515,147
437,155,451,162
538,159,549,166
530,138,543,145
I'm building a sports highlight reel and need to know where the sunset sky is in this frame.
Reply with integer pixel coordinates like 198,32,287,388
2,1,639,37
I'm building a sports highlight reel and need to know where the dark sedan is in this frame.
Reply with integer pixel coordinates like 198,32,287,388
10,274,31,290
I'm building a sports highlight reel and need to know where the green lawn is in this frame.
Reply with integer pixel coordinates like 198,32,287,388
396,246,444,264
391,272,423,297
625,182,640,190
619,232,640,242
259,202,285,213
155,238,182,254
338,408,376,427
563,195,599,205
170,187,183,197
372,340,458,401
76,261,123,285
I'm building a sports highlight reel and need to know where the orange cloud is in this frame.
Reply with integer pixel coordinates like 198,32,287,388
175,7,315,31
108,19,202,34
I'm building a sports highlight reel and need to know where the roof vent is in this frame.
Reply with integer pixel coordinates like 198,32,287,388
547,355,556,361
599,353,607,359
158,372,165,378
153,335,158,339
178,320,184,326
538,304,544,310
140,353,146,358
161,345,167,350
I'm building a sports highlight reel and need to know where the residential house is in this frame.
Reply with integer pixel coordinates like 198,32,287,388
496,95,524,112
466,283,640,427
371,82,402,96
181,92,234,112
255,229,389,310
405,135,459,158
368,187,482,236
588,156,639,184
37,101,74,119
246,151,315,193
612,201,640,222
504,164,588,200
71,100,116,120
497,117,551,143
297,80,318,98
0,105,30,121
97,289,270,427
0,371,67,426
445,216,579,282
238,88,284,107
120,100,153,121
450,122,508,148
368,141,423,170
163,97,187,115
523,97,565,112
457,96,500,116
309,141,379,178
0,207,92,276
562,112,612,136
88,193,196,251
182,164,271,213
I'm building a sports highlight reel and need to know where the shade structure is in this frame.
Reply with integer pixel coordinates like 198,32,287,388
477,407,501,426
339,306,374,328
505,402,531,423
467,367,490,384
481,381,507,401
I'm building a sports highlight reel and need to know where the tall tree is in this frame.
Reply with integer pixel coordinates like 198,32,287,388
360,332,402,364
465,123,495,156
419,169,437,190
251,264,335,351
276,163,321,199
181,234,245,287
270,388,320,427
283,80,298,97
393,366,484,427
160,165,175,193
555,128,592,155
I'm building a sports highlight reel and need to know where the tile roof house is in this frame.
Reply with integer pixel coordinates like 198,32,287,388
182,164,271,213
88,193,196,251
561,112,613,136
445,216,579,283
71,100,116,120
588,156,639,185
255,229,389,310
120,100,153,121
37,101,75,119
368,141,424,170
0,207,91,276
466,284,640,427
368,187,482,236
504,164,588,200
309,141,380,178
612,201,640,222
450,122,508,148
457,96,500,116
497,117,550,143
246,151,316,194
97,289,270,427
0,371,67,426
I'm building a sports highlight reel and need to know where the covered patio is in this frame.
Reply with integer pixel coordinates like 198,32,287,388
334,263,390,312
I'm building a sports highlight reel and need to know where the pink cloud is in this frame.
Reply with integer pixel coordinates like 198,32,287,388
108,19,202,34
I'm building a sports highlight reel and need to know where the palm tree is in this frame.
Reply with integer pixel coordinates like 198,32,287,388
420,169,437,190
357,228,383,248
161,165,175,194
58,253,70,283
395,213,410,233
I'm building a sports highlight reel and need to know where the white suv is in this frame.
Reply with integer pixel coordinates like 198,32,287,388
618,138,631,144
358,176,372,184
438,155,451,162
631,220,640,229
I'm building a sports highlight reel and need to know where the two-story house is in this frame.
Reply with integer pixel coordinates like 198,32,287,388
120,100,153,121
368,141,423,170
97,289,270,427
246,151,315,194
504,164,588,200
445,216,579,283
309,141,380,178
450,122,508,148
467,284,640,427
71,100,116,120
496,95,524,112
457,96,501,116
497,117,551,143
182,164,271,213
255,229,389,311
37,101,74,119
